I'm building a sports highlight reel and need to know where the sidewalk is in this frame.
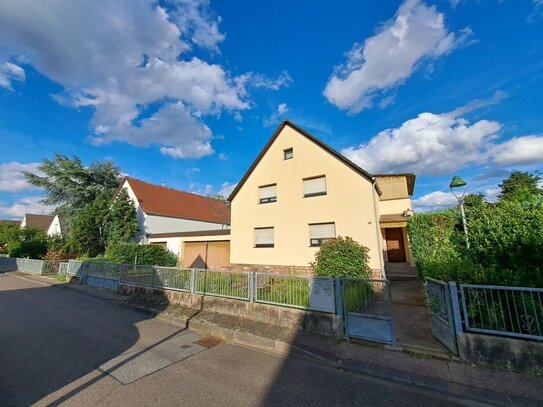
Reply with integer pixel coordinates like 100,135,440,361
15,272,543,405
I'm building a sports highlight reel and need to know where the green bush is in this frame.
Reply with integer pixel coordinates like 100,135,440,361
8,227,48,259
104,243,177,267
311,236,371,278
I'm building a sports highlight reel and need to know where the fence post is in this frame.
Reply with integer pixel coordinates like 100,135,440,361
249,271,255,303
334,278,344,339
448,282,464,338
150,266,156,288
119,264,125,284
190,268,197,295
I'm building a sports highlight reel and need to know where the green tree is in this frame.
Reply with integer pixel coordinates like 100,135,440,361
498,171,542,202
105,189,139,245
311,236,371,278
8,227,48,259
67,193,111,257
0,222,21,253
105,243,177,266
23,154,122,214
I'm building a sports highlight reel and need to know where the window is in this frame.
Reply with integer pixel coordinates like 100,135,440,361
284,148,293,160
254,227,274,248
259,184,277,203
303,176,326,197
309,223,336,247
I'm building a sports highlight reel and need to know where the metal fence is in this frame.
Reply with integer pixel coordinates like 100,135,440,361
460,284,543,341
153,267,192,292
41,261,60,276
254,273,335,312
16,258,45,274
58,261,69,276
195,269,250,300
0,256,16,271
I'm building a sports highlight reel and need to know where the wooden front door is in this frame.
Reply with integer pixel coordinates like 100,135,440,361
385,228,406,263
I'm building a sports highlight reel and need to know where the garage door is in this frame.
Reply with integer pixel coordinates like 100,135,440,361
182,241,230,270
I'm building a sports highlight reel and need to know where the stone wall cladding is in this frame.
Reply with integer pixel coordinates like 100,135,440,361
118,283,341,338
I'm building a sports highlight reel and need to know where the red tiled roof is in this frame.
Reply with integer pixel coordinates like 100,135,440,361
24,214,54,232
123,177,230,225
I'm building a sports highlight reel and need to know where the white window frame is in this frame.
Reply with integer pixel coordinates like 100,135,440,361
309,222,335,247
258,184,277,204
254,227,274,248
303,175,327,198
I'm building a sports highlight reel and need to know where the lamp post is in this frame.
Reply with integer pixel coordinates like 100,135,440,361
449,176,470,249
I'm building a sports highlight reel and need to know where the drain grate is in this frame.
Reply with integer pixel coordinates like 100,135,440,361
195,336,221,349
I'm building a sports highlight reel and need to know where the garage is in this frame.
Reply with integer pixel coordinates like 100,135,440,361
182,241,230,270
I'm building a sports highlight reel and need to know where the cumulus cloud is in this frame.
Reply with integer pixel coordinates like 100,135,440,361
324,0,473,113
342,110,501,175
0,196,55,219
412,191,458,212
218,182,237,197
0,0,286,159
0,61,25,90
0,162,41,192
489,135,543,166
263,103,289,127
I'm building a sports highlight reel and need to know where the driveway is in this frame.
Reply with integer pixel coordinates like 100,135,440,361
0,272,500,406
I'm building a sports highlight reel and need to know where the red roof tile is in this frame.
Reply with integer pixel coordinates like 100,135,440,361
123,177,230,225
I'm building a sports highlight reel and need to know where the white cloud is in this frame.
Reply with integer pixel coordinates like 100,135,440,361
413,191,458,212
263,103,289,127
489,135,543,166
218,153,229,160
342,110,501,175
0,0,285,159
218,182,237,197
483,187,500,203
0,61,25,90
0,196,55,219
529,0,543,21
324,0,473,113
0,162,41,192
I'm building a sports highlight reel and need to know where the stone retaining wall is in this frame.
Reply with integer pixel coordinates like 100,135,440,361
119,283,342,338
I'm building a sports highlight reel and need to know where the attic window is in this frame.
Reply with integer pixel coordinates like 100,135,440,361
284,148,293,160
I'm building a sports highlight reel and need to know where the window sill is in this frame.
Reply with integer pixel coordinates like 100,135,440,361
303,192,327,198
254,245,274,248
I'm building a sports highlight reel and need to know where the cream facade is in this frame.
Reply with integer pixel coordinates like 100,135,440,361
229,121,416,276
230,122,387,276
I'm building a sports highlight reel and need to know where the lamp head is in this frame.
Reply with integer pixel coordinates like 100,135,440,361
449,176,467,200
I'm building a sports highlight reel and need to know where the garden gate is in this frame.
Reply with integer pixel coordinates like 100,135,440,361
424,277,458,354
340,279,395,345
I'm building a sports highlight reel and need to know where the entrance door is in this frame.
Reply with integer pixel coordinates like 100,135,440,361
385,228,406,263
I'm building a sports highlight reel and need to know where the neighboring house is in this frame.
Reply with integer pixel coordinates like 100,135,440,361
228,120,415,277
118,177,230,257
20,213,63,237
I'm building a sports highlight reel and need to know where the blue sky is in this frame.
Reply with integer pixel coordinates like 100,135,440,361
1,0,542,219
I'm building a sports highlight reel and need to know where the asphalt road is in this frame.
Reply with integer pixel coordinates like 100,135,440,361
0,272,478,406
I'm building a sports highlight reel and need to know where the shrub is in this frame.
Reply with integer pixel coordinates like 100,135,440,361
8,227,48,259
311,236,371,278
104,243,177,267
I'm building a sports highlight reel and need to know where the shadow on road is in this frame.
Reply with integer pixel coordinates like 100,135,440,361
0,273,192,406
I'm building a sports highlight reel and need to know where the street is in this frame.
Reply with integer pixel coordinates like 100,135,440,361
0,272,485,406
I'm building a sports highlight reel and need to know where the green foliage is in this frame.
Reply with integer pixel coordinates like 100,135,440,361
8,227,48,259
0,222,20,253
408,197,543,286
23,154,122,214
67,192,111,257
105,189,139,245
311,236,371,278
104,244,177,267
498,171,542,202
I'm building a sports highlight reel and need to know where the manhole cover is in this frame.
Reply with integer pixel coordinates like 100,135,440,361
195,336,222,348
180,344,191,349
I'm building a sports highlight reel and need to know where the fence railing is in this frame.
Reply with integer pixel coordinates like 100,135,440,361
195,269,250,300
460,284,543,341
153,267,192,292
254,273,335,312
58,261,69,276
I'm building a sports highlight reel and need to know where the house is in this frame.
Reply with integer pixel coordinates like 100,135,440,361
228,120,415,278
20,213,63,237
118,177,231,258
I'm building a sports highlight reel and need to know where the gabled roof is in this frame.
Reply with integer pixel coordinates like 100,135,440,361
121,177,230,225
228,120,377,201
23,214,54,232
374,173,416,197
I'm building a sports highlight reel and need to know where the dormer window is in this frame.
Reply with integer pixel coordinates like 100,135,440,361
284,148,293,160
259,184,277,204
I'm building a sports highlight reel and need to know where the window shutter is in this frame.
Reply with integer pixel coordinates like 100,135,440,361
309,223,336,239
255,227,274,246
259,184,277,202
303,176,326,196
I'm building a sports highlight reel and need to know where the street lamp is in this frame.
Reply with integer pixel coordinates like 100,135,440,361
449,176,470,248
